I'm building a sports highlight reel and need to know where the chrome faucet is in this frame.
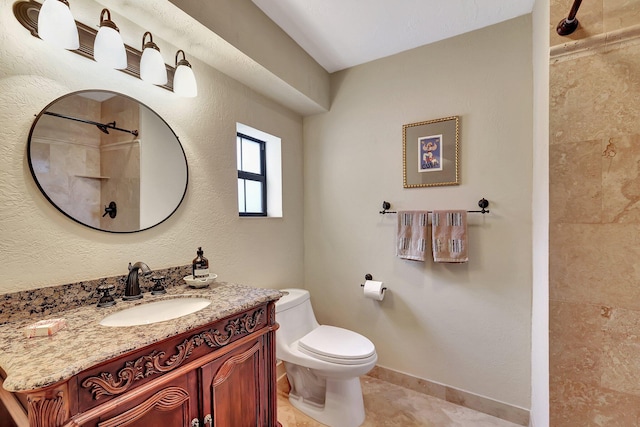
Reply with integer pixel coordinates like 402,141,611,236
124,261,151,301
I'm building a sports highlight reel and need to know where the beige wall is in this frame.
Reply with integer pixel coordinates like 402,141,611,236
168,0,330,113
303,16,533,409
0,0,304,292
549,0,640,424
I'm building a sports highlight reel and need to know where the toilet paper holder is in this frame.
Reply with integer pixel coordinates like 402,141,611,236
360,274,387,291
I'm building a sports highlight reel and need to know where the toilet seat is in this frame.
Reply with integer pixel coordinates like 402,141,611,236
298,325,376,365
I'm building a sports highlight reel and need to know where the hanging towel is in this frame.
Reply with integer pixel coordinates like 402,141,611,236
432,210,468,263
396,211,430,261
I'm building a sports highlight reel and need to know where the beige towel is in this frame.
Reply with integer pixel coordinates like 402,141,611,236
432,210,468,263
396,211,429,261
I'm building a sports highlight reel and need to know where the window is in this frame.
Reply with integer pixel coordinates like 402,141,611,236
236,123,282,218
237,132,267,216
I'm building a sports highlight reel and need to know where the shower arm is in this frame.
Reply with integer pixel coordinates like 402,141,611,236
43,111,139,136
557,0,583,36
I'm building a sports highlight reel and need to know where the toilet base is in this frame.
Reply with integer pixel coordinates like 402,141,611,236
288,376,365,427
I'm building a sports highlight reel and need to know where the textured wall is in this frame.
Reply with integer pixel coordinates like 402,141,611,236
0,0,304,293
549,0,640,424
303,16,533,409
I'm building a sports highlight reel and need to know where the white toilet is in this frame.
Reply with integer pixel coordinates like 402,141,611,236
275,288,377,427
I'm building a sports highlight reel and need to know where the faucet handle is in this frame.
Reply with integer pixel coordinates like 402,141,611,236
151,276,167,295
97,284,116,308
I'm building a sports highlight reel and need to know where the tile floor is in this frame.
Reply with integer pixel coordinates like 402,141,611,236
277,375,522,427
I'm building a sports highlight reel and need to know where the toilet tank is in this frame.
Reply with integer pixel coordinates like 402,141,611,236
275,288,320,345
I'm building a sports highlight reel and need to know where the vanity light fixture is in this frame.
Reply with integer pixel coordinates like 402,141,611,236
14,1,188,94
173,50,198,98
93,9,127,69
140,31,167,85
37,0,79,50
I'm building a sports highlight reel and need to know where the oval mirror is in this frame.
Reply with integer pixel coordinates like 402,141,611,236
28,90,188,233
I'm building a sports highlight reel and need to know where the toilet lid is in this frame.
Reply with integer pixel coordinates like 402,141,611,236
298,325,376,363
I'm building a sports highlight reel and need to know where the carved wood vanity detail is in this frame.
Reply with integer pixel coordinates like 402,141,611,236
3,302,280,427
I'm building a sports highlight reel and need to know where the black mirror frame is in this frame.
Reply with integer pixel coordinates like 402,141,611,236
27,90,189,233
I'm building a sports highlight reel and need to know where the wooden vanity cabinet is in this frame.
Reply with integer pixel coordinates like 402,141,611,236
74,372,199,426
200,338,267,426
16,302,280,427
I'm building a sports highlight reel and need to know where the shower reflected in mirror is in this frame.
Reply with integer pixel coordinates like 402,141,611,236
28,90,188,233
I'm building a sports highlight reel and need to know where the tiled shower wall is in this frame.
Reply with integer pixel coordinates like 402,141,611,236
99,96,141,231
29,96,102,228
549,0,640,425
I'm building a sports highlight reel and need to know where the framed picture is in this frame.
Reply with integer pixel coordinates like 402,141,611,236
403,116,459,188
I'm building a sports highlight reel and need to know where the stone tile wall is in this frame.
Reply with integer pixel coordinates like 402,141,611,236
549,0,640,424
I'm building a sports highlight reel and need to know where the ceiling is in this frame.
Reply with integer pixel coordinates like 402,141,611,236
252,0,536,73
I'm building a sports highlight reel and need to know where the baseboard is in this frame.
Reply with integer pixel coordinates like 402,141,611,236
367,366,530,426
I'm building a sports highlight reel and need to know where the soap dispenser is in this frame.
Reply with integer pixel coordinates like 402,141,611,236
192,247,209,279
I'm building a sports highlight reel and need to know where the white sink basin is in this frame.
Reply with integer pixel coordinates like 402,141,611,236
100,298,211,327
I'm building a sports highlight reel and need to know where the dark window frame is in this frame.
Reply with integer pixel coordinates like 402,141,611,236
237,132,267,217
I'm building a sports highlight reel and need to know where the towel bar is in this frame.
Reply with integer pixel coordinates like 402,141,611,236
379,198,490,215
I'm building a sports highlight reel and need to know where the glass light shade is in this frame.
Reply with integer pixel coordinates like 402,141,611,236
174,64,197,97
37,0,79,50
140,47,167,85
94,26,127,69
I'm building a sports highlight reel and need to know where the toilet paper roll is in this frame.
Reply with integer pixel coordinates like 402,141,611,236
363,280,385,301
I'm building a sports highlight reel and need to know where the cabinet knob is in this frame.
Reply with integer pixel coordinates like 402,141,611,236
204,414,212,426
191,418,200,427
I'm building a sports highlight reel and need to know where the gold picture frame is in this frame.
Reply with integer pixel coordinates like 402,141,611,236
402,116,459,188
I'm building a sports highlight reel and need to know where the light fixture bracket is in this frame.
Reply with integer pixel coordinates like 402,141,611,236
99,9,119,32
175,49,192,68
13,0,175,92
142,31,160,52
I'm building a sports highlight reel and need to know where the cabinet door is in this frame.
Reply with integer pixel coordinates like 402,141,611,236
73,373,199,427
200,338,266,427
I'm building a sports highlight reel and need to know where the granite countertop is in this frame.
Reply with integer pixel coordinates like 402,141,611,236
0,282,282,393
